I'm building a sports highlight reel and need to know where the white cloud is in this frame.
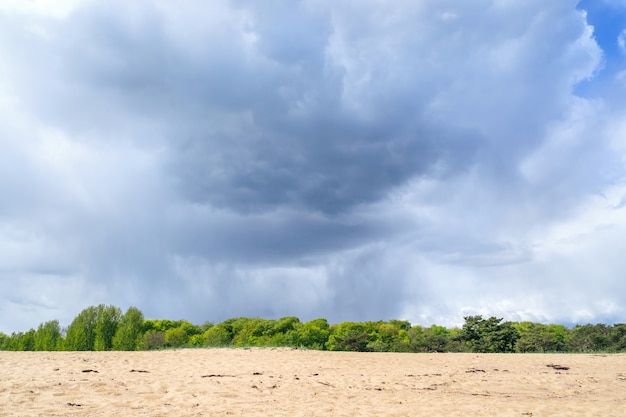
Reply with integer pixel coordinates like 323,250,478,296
0,0,91,19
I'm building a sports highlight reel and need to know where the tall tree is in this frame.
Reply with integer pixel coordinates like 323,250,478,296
64,306,99,351
112,307,144,351
94,305,122,351
34,320,62,351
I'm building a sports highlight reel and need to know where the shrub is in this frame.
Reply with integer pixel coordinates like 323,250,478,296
141,330,166,350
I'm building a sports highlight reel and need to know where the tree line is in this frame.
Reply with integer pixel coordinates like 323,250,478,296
1,305,625,353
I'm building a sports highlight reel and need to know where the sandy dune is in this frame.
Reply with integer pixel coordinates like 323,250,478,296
1,349,625,416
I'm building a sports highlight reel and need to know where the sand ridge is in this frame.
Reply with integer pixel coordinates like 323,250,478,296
1,349,625,416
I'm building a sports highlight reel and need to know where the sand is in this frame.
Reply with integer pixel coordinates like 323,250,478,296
1,349,625,416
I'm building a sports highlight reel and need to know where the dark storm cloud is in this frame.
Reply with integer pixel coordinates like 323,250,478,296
170,120,481,214
166,208,380,263
8,0,481,215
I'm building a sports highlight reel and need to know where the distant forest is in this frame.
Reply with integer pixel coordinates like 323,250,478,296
1,305,625,353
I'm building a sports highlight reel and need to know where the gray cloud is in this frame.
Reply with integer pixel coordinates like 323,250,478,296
0,0,625,332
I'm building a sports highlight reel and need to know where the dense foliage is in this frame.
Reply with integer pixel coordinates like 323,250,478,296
1,306,626,353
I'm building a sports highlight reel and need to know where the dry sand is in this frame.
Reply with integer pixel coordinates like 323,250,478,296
1,349,625,416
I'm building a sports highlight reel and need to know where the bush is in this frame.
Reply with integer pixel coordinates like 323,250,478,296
141,330,166,350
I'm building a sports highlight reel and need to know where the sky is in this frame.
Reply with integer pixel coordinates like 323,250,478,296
1,0,626,333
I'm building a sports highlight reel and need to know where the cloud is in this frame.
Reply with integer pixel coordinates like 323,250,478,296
1,0,625,332
0,0,92,19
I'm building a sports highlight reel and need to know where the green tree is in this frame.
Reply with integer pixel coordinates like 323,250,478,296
188,333,206,347
165,327,189,347
0,330,36,351
267,317,302,346
609,324,626,352
459,315,519,353
232,318,271,346
64,306,99,351
271,317,301,335
203,324,232,347
409,325,454,352
389,320,411,332
569,324,611,352
446,328,467,352
547,324,570,351
326,322,370,352
297,318,330,350
14,330,36,351
366,321,411,352
177,321,202,338
94,305,121,351
63,304,121,351
143,319,181,333
2,333,18,351
201,321,215,332
112,307,144,351
514,322,569,353
34,320,62,351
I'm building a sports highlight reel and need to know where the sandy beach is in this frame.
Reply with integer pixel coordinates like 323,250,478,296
1,349,625,416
